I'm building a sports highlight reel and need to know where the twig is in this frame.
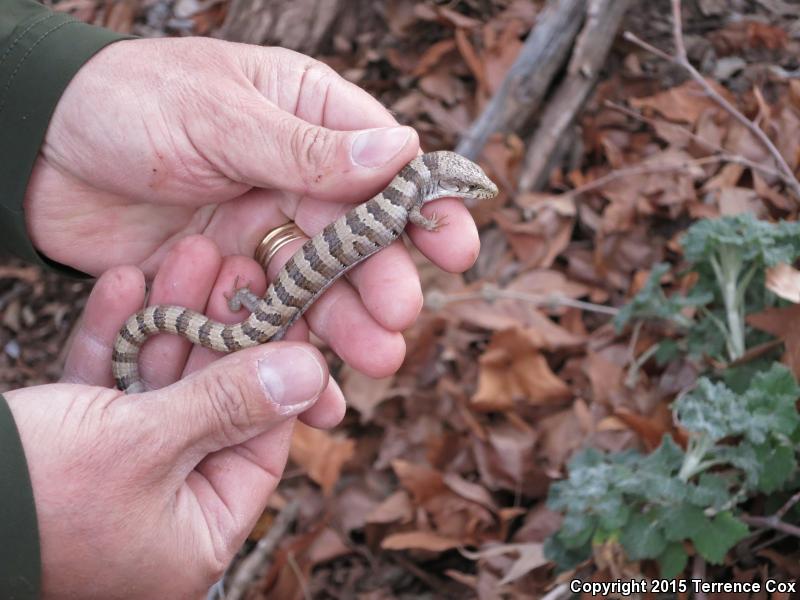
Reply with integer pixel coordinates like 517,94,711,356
392,554,450,592
286,550,311,600
519,0,633,191
605,100,787,182
426,284,619,316
692,555,707,600
741,514,800,538
224,499,301,600
622,0,800,201
775,489,800,520
541,583,572,600
564,155,722,198
739,489,800,540
455,0,586,159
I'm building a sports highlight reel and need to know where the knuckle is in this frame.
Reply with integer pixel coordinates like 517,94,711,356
200,371,256,441
290,123,337,176
201,536,236,583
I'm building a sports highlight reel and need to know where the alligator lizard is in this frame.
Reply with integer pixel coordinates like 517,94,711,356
112,151,498,393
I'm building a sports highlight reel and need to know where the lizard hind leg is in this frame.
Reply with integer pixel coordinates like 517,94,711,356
225,276,264,313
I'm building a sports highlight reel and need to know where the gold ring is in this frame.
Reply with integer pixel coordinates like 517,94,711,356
255,223,306,271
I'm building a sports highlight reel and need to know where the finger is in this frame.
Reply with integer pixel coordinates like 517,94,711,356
297,376,346,429
180,254,268,376
62,266,145,386
184,254,346,428
139,342,327,463
139,235,222,389
186,372,345,548
186,419,296,553
406,199,481,273
280,313,346,429
202,94,420,203
345,241,423,331
199,188,290,265
245,47,399,131
263,239,406,378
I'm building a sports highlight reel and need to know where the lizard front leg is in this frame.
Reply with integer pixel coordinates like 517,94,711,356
409,205,447,232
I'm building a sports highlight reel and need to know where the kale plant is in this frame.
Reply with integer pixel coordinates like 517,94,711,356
546,364,800,575
548,215,800,576
615,213,800,362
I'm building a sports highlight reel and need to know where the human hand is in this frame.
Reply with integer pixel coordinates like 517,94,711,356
26,37,481,378
6,236,341,598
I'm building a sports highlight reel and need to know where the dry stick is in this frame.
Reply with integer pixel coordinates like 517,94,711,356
741,514,800,538
774,489,800,520
455,0,585,160
693,556,708,600
605,100,788,183
623,0,800,201
540,583,572,600
426,285,619,316
565,154,727,198
519,0,634,191
740,489,800,539
286,551,311,600
225,500,301,600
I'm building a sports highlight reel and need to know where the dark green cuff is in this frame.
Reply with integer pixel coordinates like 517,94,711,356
0,393,39,600
0,1,130,276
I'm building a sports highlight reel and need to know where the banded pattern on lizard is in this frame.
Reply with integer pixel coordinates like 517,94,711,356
112,151,498,393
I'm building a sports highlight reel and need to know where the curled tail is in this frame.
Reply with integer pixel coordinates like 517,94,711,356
112,305,277,393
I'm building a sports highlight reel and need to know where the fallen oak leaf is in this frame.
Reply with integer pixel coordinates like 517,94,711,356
289,422,355,496
747,304,800,380
366,490,413,525
340,364,394,424
472,328,572,411
443,472,498,513
614,406,676,451
459,542,547,585
392,459,446,503
629,80,727,124
411,38,457,77
765,263,800,303
381,530,463,552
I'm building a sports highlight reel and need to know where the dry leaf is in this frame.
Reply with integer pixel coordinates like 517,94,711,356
412,38,457,77
290,422,355,495
630,80,726,124
381,530,462,552
366,491,414,525
340,365,394,424
472,329,572,411
748,304,800,379
460,543,547,585
766,263,800,303
392,459,446,503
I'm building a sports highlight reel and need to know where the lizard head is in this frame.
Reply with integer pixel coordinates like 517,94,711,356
425,151,499,202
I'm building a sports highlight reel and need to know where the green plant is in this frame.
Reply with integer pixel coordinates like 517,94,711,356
615,213,800,362
545,363,800,575
548,215,800,576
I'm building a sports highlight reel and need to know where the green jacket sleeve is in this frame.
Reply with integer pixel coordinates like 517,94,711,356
0,394,39,600
0,0,129,272
0,2,130,597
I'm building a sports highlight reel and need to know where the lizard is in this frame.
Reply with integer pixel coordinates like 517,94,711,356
112,151,498,393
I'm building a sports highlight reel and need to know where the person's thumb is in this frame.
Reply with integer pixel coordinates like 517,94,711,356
141,342,328,458
214,101,419,202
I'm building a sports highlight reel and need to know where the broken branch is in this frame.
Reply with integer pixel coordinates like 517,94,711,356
623,0,800,201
